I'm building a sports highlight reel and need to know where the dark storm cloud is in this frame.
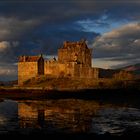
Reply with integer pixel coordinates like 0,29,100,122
0,17,41,41
0,0,139,42
0,0,139,21
28,23,99,55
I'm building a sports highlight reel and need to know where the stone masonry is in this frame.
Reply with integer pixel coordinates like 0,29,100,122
18,40,99,85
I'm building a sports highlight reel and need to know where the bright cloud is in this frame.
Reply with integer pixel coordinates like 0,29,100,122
0,41,10,52
92,58,128,69
93,22,140,54
93,22,140,68
0,64,17,81
0,67,16,75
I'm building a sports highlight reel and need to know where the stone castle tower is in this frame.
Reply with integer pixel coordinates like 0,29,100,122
18,55,44,85
18,40,99,85
58,39,92,66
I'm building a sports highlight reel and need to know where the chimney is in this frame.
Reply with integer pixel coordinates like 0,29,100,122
40,53,43,57
23,56,26,62
63,41,68,47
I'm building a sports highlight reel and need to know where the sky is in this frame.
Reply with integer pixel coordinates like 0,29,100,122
0,0,140,81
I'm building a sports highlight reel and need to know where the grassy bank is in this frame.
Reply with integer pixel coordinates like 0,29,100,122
0,77,139,100
22,77,140,90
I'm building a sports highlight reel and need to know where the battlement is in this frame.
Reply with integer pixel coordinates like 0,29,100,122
62,39,87,49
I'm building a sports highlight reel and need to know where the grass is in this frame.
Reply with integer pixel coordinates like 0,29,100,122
22,76,140,90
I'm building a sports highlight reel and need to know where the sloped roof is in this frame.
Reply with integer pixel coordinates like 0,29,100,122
19,56,42,62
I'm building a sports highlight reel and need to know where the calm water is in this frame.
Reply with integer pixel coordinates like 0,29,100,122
0,98,140,135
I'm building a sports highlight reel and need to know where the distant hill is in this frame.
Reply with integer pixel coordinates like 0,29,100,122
98,68,119,78
118,63,140,75
97,63,140,79
0,80,18,86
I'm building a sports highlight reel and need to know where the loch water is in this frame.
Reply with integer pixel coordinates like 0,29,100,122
0,98,140,136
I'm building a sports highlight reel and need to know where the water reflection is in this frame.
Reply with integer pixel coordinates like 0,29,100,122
18,99,100,133
0,99,140,135
0,100,18,134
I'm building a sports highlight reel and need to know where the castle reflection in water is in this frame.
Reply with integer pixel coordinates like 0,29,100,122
1,99,140,135
18,99,101,133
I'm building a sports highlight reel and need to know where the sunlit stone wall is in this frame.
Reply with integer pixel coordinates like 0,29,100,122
18,62,38,85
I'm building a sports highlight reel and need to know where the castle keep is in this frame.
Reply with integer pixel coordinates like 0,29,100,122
18,40,99,85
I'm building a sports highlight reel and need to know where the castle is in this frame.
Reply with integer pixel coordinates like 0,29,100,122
18,40,99,85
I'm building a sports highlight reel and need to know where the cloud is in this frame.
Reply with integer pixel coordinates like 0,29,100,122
0,41,10,52
0,41,19,52
0,64,17,81
92,58,128,69
93,22,140,68
0,41,20,64
75,13,129,34
29,23,99,55
0,0,140,23
0,66,16,75
0,1,139,42
0,17,41,41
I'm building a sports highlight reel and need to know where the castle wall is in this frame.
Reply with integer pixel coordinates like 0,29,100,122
44,60,99,79
79,67,99,79
58,43,92,67
44,61,60,77
44,61,76,77
67,62,78,77
18,62,38,85
58,49,68,63
18,40,99,86
85,49,92,67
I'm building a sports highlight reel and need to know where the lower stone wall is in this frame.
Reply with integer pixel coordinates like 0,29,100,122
18,60,99,86
79,67,99,78
44,61,99,79
44,61,76,78
18,62,38,85
44,61,59,77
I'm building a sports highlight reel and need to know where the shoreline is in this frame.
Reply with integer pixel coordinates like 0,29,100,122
0,87,140,100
